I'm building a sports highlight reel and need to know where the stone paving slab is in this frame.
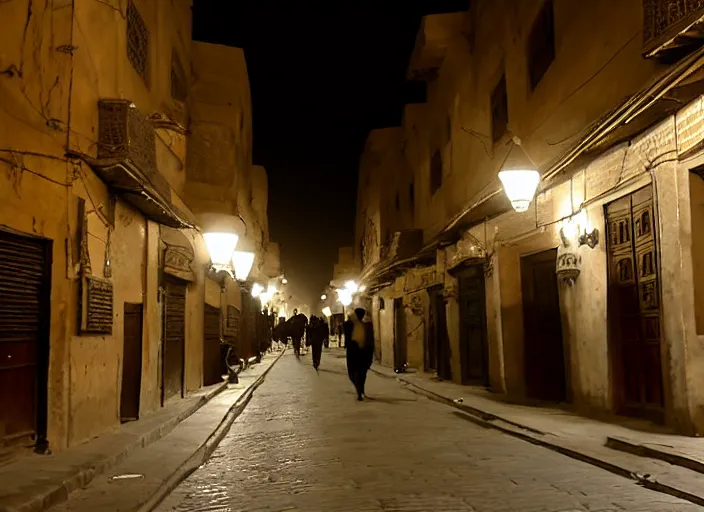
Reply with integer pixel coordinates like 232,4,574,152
156,351,701,512
0,350,283,512
368,359,704,507
45,350,284,512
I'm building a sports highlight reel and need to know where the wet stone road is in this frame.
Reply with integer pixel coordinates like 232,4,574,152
157,352,700,512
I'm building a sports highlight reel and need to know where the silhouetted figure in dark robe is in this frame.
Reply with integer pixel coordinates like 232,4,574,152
308,316,327,370
321,319,330,348
344,308,375,401
289,309,307,358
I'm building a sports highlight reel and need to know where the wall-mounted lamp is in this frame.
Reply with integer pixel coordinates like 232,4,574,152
336,288,353,306
322,306,332,317
203,232,239,276
578,228,599,249
282,277,288,284
251,283,264,298
321,294,327,300
344,280,359,294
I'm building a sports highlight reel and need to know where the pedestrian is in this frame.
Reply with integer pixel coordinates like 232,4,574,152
344,308,375,401
289,308,307,359
321,318,330,348
308,316,325,370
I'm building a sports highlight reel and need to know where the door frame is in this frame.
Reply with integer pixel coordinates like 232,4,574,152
452,261,489,386
520,247,568,402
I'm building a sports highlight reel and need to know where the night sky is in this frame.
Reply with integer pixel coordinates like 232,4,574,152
193,1,467,306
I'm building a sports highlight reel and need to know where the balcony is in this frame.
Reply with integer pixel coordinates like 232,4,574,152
407,12,465,81
80,100,192,229
643,0,704,58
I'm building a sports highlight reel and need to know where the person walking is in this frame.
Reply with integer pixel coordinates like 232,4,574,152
344,308,375,401
289,308,307,359
306,316,323,370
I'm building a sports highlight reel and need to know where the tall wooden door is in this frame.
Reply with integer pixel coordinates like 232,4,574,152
120,303,143,422
428,285,452,380
606,186,664,420
0,230,51,450
203,304,222,386
162,276,187,404
457,265,489,386
393,298,407,371
521,249,567,402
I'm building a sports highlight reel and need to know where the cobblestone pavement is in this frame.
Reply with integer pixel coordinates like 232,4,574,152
156,352,701,512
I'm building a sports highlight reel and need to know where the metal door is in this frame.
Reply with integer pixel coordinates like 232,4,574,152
457,265,489,386
203,304,222,386
120,303,143,422
0,229,51,449
606,186,664,419
393,298,407,371
162,276,186,403
521,249,567,402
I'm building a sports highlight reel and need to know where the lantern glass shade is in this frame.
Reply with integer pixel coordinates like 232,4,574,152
232,251,255,281
498,170,540,213
322,306,332,317
203,232,239,267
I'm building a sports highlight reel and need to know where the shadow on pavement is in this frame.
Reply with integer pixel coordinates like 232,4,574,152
364,396,418,405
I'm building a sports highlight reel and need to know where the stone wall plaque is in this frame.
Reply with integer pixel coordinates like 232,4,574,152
164,246,195,282
224,304,240,338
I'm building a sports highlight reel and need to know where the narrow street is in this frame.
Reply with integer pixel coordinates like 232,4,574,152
156,352,699,512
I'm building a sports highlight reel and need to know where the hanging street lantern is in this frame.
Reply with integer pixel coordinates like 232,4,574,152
251,283,264,298
232,251,255,282
498,137,540,213
344,280,359,294
322,306,332,317
337,288,353,306
203,232,239,273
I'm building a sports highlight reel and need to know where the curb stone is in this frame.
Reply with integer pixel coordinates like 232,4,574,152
138,348,286,512
370,366,704,508
0,381,229,512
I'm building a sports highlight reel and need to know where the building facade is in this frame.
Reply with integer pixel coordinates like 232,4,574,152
356,0,704,435
0,0,276,454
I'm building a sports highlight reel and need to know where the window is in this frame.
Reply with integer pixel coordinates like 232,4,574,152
127,0,149,85
395,192,400,211
409,182,415,215
170,50,187,101
527,0,555,90
491,74,508,143
430,150,442,195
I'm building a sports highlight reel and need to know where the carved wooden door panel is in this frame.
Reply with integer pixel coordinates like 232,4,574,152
162,276,186,404
606,186,664,419
121,303,143,422
393,298,407,371
203,304,222,386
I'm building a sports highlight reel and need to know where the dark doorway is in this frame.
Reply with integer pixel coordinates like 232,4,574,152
393,298,407,371
0,229,52,452
521,248,567,402
162,276,187,404
120,303,143,422
427,285,451,380
457,264,489,386
606,186,664,421
203,304,223,386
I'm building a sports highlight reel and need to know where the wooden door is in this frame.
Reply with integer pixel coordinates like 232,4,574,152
120,303,143,422
162,276,186,404
203,304,222,386
0,230,51,450
393,298,407,371
606,186,664,419
457,265,489,386
428,286,452,380
521,249,567,402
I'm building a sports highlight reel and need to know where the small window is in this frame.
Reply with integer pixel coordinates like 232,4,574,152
127,0,149,85
491,74,508,143
395,192,400,211
409,182,415,214
527,0,555,90
170,50,187,101
430,150,442,195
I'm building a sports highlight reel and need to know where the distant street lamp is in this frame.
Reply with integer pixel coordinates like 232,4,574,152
232,251,255,282
321,294,327,300
282,277,288,284
203,232,239,274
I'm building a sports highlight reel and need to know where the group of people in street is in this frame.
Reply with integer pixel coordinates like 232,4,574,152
272,306,375,401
